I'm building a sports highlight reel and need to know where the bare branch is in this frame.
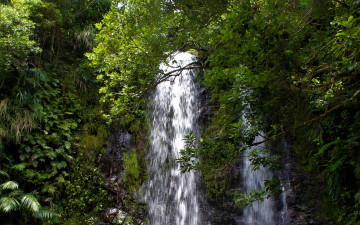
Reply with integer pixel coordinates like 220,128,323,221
145,61,202,93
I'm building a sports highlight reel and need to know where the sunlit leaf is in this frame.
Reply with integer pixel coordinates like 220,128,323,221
0,181,19,190
0,197,20,213
21,194,40,212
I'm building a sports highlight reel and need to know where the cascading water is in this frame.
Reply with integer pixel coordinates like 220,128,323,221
144,52,201,225
242,134,276,225
278,137,291,225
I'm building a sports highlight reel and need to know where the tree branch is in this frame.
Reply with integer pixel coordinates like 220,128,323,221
140,61,203,96
74,0,95,17
293,89,360,130
216,89,360,173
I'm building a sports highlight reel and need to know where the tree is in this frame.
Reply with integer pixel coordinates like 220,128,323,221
0,0,40,73
88,0,360,223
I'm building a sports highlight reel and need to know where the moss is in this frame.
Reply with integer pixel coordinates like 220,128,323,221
123,152,141,193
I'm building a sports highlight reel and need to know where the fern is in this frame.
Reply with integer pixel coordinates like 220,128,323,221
316,138,340,156
33,209,56,219
0,170,10,180
0,197,20,213
0,181,19,190
5,190,23,198
11,163,29,171
21,194,40,212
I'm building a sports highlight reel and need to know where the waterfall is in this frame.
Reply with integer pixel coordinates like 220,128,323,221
278,138,291,225
144,52,201,225
242,134,275,225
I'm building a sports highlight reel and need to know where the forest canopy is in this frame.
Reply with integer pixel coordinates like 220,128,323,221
90,0,360,223
1,0,360,224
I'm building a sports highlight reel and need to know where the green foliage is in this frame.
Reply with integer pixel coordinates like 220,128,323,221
1,0,360,223
178,129,282,202
123,152,141,193
0,0,114,223
178,131,236,199
57,159,113,224
88,0,227,129
175,0,360,222
0,0,40,73
88,0,168,128
303,103,360,223
0,170,54,221
248,148,283,172
234,177,281,209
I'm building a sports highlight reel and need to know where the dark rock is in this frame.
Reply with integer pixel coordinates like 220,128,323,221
210,212,238,225
196,85,212,123
106,130,131,161
102,208,120,223
101,208,134,225
98,130,131,176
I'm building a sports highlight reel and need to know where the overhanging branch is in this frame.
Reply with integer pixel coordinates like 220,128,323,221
216,88,360,173
140,61,203,96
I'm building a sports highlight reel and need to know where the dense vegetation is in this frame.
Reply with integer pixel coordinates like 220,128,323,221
1,0,360,224
90,0,360,224
0,0,115,224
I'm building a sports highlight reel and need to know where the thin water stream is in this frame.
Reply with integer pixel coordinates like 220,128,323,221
242,135,275,225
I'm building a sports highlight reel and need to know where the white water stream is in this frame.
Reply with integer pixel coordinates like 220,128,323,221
143,52,289,225
144,52,201,225
242,135,276,225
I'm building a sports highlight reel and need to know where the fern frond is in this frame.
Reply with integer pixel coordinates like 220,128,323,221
5,190,22,197
11,163,29,171
33,209,56,219
0,170,10,179
27,68,48,84
0,197,20,213
21,194,40,212
0,181,19,190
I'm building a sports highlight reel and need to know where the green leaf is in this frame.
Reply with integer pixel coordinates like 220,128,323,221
317,138,340,155
0,170,10,179
330,156,347,172
11,163,29,171
0,181,19,190
65,141,71,149
21,194,40,212
33,209,55,219
0,197,20,213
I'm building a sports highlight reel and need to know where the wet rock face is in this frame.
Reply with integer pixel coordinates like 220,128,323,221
98,130,131,176
210,212,238,225
196,85,212,125
106,130,131,161
97,130,140,225
277,136,324,225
